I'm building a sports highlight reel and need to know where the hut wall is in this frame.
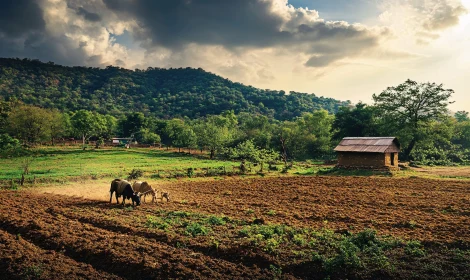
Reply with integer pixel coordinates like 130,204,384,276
337,152,385,168
385,153,391,166
392,153,399,167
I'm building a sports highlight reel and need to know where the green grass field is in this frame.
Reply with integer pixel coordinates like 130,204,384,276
0,146,239,181
2,146,469,186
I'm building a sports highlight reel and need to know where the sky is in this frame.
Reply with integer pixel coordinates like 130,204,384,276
0,0,469,111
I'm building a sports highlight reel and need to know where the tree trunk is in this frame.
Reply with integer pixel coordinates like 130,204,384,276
82,134,86,150
189,148,191,154
404,138,416,160
210,149,215,159
280,136,288,166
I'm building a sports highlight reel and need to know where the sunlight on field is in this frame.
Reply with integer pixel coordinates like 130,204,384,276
0,146,238,181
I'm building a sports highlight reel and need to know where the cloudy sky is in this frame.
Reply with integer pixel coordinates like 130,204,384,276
1,0,469,111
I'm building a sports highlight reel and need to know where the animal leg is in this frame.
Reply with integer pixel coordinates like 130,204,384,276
109,191,113,203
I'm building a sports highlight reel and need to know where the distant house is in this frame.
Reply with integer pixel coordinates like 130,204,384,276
111,137,134,145
333,137,400,169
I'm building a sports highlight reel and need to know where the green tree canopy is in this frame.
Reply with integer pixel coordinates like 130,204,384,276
373,79,454,159
332,103,379,141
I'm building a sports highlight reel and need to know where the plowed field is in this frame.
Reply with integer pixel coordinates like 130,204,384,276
1,176,470,279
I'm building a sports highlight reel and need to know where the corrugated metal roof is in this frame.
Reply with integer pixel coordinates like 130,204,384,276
334,137,400,153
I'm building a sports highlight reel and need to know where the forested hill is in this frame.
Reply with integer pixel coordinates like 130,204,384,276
0,58,349,120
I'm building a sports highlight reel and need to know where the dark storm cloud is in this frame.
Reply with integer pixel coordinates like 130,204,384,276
0,33,91,66
0,0,106,67
0,0,46,37
76,7,102,22
104,0,288,49
103,0,385,67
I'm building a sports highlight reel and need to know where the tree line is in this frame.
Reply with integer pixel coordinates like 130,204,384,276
1,79,469,165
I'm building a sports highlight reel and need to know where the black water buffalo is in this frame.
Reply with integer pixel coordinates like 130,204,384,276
110,179,141,206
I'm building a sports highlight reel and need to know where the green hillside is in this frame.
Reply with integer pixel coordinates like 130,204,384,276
0,58,349,120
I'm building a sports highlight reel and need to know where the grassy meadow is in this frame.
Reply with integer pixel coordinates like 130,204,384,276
0,146,240,183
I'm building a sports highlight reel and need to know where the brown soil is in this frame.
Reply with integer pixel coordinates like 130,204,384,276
1,176,470,279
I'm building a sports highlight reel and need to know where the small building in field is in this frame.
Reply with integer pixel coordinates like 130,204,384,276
334,137,400,169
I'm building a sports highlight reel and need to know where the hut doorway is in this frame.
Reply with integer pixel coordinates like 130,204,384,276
391,153,395,166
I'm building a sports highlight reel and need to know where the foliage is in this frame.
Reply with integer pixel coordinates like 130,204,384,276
185,222,209,237
0,133,23,157
127,169,144,180
0,58,349,120
6,104,54,145
373,79,454,159
332,102,380,141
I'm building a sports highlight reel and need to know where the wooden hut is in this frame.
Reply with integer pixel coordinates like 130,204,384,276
334,137,400,169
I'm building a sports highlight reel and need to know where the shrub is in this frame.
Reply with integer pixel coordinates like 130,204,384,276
293,234,307,246
127,168,144,180
185,222,209,237
146,215,170,230
0,133,23,157
187,167,194,178
324,239,363,272
265,238,280,253
405,240,426,257
206,215,226,226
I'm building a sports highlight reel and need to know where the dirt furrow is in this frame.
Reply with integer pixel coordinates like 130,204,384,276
0,193,272,279
0,228,122,280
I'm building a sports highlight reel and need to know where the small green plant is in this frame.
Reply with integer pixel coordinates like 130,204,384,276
185,222,209,237
264,237,280,253
269,264,282,279
239,226,251,237
206,215,226,226
124,206,134,211
407,220,417,229
22,264,43,279
293,234,307,246
187,167,194,178
405,240,426,257
210,237,220,250
245,208,255,215
267,209,277,216
168,211,190,218
146,215,170,230
9,181,19,190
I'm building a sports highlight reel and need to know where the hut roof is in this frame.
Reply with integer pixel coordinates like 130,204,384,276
334,137,400,153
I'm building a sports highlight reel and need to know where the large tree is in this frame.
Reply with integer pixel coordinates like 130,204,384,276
7,105,51,145
373,79,454,159
332,103,379,141
70,110,99,148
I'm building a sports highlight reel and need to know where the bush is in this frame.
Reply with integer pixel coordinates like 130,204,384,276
127,169,144,180
0,133,23,157
324,239,363,272
185,222,209,237
206,215,226,226
405,240,426,257
145,215,170,230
